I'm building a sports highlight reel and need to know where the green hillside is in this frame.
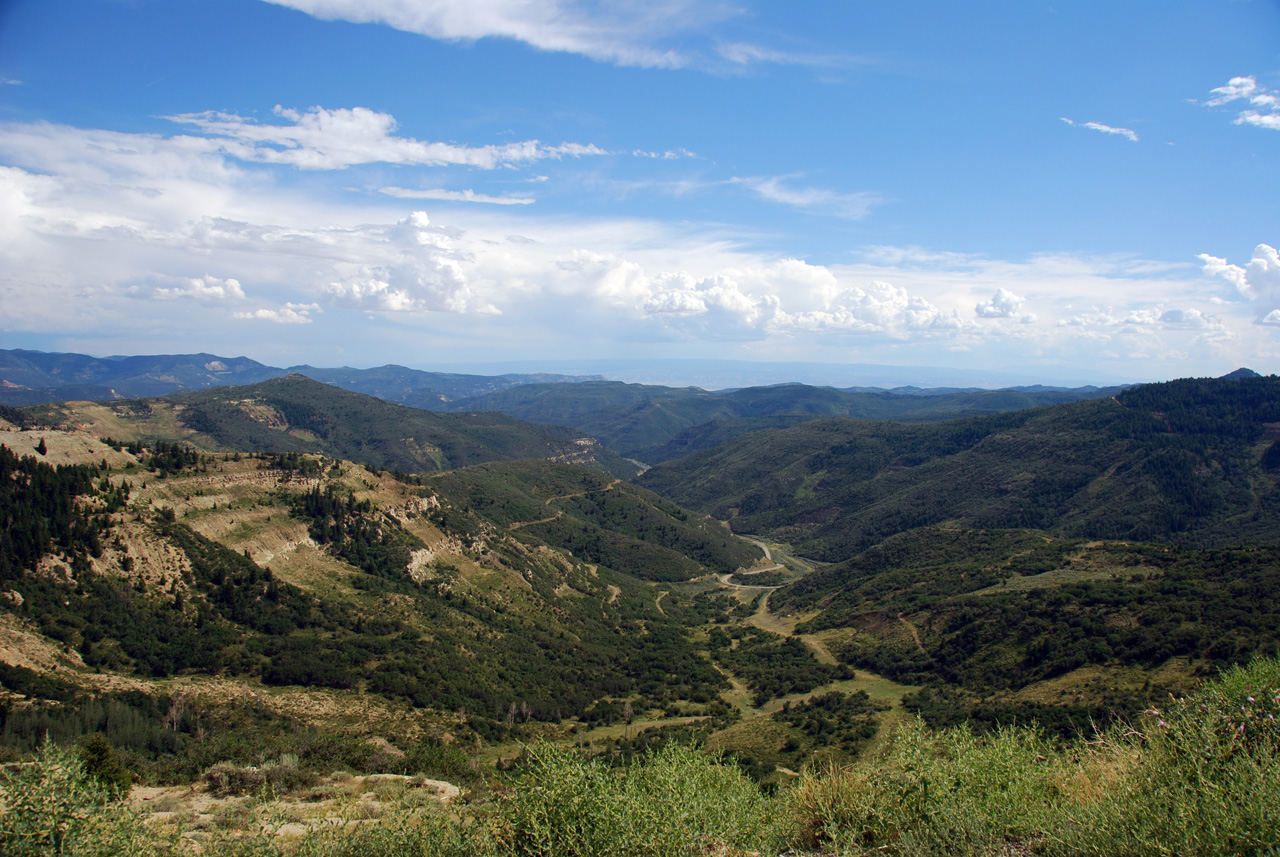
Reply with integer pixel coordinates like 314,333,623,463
639,374,1280,558
426,460,762,582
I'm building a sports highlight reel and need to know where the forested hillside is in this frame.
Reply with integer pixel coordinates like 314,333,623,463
0,438,744,739
640,374,1280,558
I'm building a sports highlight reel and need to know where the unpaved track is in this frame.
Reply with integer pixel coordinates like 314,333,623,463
898,613,927,654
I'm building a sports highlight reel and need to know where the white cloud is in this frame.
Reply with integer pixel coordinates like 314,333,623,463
1060,117,1139,142
714,42,859,70
733,175,883,219
235,302,320,324
129,275,246,301
1203,76,1280,130
1157,308,1212,328
975,287,1026,318
632,148,697,160
315,211,491,314
787,281,965,335
1199,244,1280,321
379,186,534,205
167,105,607,170
1,78,20,86
260,0,723,68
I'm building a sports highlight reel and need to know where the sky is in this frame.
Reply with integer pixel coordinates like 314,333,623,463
1,0,1279,387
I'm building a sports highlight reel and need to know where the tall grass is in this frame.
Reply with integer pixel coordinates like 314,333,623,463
779,720,1065,854
497,742,771,856
782,656,1280,856
1047,658,1280,856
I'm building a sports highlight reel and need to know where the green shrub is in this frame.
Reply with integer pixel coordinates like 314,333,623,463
289,806,496,857
203,761,267,796
781,656,1280,857
76,734,133,798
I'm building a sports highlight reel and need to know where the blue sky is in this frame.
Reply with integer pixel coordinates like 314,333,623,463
0,0,1278,386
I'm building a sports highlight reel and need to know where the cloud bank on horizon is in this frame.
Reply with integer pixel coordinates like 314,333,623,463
0,0,1277,384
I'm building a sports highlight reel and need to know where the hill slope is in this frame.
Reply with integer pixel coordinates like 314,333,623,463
426,460,762,582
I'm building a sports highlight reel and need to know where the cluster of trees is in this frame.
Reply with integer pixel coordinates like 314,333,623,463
0,444,109,580
709,626,850,706
773,690,885,752
292,484,421,581
900,685,1152,740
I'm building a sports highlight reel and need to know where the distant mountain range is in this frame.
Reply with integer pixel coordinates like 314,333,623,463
0,348,601,407
0,349,1134,463
13,374,636,477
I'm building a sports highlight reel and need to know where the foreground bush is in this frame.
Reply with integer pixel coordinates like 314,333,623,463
781,720,1063,854
0,740,169,856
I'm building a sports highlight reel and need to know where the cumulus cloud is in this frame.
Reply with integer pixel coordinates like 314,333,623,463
167,105,607,170
787,281,965,335
379,186,534,205
234,302,320,323
129,275,246,301
1156,308,1212,327
1204,76,1280,130
1199,244,1280,322
1060,117,1139,142
733,175,882,219
641,273,783,339
320,212,491,314
975,288,1027,318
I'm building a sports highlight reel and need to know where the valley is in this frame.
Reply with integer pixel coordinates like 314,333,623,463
1,368,1278,854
